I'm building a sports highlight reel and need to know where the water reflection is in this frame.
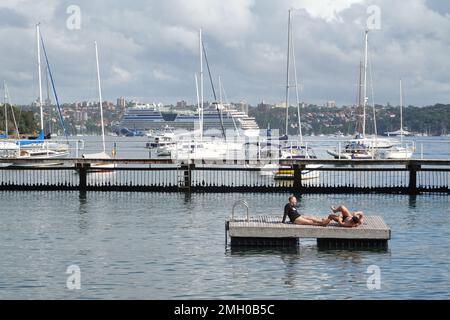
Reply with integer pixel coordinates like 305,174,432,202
227,246,302,288
317,247,389,255
228,246,300,256
0,190,447,299
279,251,303,288
183,192,192,204
408,195,417,209
228,245,390,256
227,243,390,292
77,192,89,232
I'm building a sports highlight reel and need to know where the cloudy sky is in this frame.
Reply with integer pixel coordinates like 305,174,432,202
0,0,449,106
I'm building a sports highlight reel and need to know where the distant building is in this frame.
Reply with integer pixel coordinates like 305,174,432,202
117,97,126,108
106,101,115,110
236,100,249,114
274,102,287,109
74,110,82,122
44,97,52,107
257,100,272,112
326,100,337,108
82,111,88,121
176,100,187,108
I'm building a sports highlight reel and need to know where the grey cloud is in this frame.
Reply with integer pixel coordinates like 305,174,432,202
0,0,449,106
0,8,29,28
425,0,450,15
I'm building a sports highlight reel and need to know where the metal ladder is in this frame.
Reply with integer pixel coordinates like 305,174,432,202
231,199,249,222
177,164,190,190
226,200,250,246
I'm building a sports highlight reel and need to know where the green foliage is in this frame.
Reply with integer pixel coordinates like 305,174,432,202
249,104,450,136
0,104,39,136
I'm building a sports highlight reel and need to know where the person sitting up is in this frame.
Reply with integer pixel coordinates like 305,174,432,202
282,195,329,226
327,205,364,228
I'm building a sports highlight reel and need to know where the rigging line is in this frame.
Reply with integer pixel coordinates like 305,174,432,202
284,10,292,136
202,40,226,141
290,21,303,143
369,51,377,136
221,81,230,105
4,83,20,137
202,41,217,101
220,79,239,135
3,81,7,135
353,62,361,134
195,72,201,136
45,66,51,105
40,34,69,142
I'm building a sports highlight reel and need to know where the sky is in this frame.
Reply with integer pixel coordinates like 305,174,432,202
0,0,449,106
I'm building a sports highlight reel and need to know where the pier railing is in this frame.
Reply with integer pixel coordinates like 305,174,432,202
0,159,448,194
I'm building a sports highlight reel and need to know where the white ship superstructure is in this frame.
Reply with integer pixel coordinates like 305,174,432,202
119,103,259,133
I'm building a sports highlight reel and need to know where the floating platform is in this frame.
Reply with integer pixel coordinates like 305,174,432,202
226,215,390,249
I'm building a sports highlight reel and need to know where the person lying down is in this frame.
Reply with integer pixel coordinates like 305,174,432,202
326,205,364,228
282,196,364,228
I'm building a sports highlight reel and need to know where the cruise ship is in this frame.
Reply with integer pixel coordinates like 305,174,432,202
119,103,259,134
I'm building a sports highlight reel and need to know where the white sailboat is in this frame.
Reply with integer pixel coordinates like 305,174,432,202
81,41,115,170
327,30,397,160
380,79,415,159
146,126,177,157
165,29,245,163
9,24,69,165
264,10,321,179
383,129,414,137
281,10,318,159
0,82,20,159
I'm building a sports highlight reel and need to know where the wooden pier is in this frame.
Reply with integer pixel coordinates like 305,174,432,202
0,158,448,194
226,215,391,248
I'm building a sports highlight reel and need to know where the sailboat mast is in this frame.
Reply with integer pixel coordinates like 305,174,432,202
4,82,19,138
36,24,44,132
400,78,403,143
218,76,223,105
368,54,377,136
94,41,106,153
362,30,368,137
3,81,7,135
355,61,363,134
284,9,291,136
199,29,203,140
291,21,303,143
195,73,200,117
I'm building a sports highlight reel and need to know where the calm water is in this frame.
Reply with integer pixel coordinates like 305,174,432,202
0,192,448,299
73,135,450,159
0,135,449,299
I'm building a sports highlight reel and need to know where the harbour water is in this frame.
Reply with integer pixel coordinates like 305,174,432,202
0,136,448,299
0,192,448,299
76,135,450,160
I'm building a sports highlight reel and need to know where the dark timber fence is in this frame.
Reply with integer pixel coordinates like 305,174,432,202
0,159,448,194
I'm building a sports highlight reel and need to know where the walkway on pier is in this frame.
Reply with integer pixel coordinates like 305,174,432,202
0,158,448,194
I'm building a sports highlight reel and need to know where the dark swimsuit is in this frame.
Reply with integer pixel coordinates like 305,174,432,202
341,215,354,224
283,203,301,223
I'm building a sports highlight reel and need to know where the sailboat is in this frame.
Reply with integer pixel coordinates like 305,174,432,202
81,41,116,170
1,81,10,139
327,30,396,160
280,10,317,160
165,29,244,163
264,10,320,179
380,79,415,159
0,82,20,158
8,24,69,165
